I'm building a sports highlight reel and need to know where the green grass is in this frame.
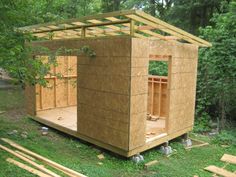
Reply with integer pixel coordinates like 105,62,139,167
0,88,236,177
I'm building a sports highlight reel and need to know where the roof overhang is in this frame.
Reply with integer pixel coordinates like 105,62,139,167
18,10,211,47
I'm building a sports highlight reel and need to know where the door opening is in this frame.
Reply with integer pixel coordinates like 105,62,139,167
146,55,170,141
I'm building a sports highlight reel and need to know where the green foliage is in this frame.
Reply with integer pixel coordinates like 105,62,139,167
196,1,236,130
212,130,236,146
0,0,99,87
194,112,211,133
166,0,231,34
149,61,168,76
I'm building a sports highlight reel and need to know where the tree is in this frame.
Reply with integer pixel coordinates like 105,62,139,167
196,1,236,130
101,0,123,12
166,0,232,34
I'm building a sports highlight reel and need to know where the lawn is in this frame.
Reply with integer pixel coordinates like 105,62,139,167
0,88,235,177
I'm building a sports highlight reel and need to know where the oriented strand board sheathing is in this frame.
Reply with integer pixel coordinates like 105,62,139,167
149,39,198,134
77,37,132,150
25,85,36,115
129,38,149,150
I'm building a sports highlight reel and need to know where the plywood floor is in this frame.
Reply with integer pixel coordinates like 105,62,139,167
37,106,77,131
146,119,166,139
37,107,166,142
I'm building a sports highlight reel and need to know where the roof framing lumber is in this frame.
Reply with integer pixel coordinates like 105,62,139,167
18,10,211,47
135,10,212,47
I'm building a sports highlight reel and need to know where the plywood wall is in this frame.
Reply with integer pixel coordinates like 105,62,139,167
129,38,149,150
76,37,131,150
149,39,198,135
36,56,77,111
25,85,36,116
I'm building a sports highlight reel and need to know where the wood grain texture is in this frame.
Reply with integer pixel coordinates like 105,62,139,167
221,154,236,165
149,39,198,135
2,138,87,177
204,165,236,177
6,158,51,177
77,37,132,150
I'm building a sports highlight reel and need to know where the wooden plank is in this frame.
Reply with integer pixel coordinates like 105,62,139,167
204,165,236,177
19,10,136,31
130,20,135,36
86,19,127,36
141,30,166,40
0,144,60,177
15,150,36,161
6,158,51,177
144,160,158,168
221,154,236,165
25,19,130,34
135,10,211,47
106,16,166,39
185,142,209,149
1,138,87,177
126,14,204,46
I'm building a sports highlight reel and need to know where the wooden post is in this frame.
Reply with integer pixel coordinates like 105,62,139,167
151,77,154,115
130,20,135,36
81,27,86,38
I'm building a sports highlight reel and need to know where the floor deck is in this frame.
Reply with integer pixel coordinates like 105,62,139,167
37,106,166,142
146,119,166,140
37,106,77,131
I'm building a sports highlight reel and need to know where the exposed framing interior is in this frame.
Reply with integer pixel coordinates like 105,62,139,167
146,55,171,142
35,56,78,131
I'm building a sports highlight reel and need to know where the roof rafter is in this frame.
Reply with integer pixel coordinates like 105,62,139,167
18,10,211,47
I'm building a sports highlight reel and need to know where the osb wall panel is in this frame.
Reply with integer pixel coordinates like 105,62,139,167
35,56,77,111
129,38,149,150
25,85,36,116
76,37,132,150
149,39,198,134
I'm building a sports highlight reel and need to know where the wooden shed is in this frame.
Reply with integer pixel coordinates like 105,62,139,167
21,10,211,157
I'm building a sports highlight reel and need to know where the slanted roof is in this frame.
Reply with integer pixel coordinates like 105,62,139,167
18,10,211,47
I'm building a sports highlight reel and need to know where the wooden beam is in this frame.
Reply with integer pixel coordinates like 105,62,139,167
19,10,136,31
26,19,130,34
126,14,206,46
7,158,51,177
135,10,212,47
87,19,126,36
15,150,36,161
1,138,87,177
0,144,60,177
130,20,135,36
106,16,166,39
149,54,171,61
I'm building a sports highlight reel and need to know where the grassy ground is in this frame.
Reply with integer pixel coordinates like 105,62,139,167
0,88,235,177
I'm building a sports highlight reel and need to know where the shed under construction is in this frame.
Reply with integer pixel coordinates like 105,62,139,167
22,10,211,157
